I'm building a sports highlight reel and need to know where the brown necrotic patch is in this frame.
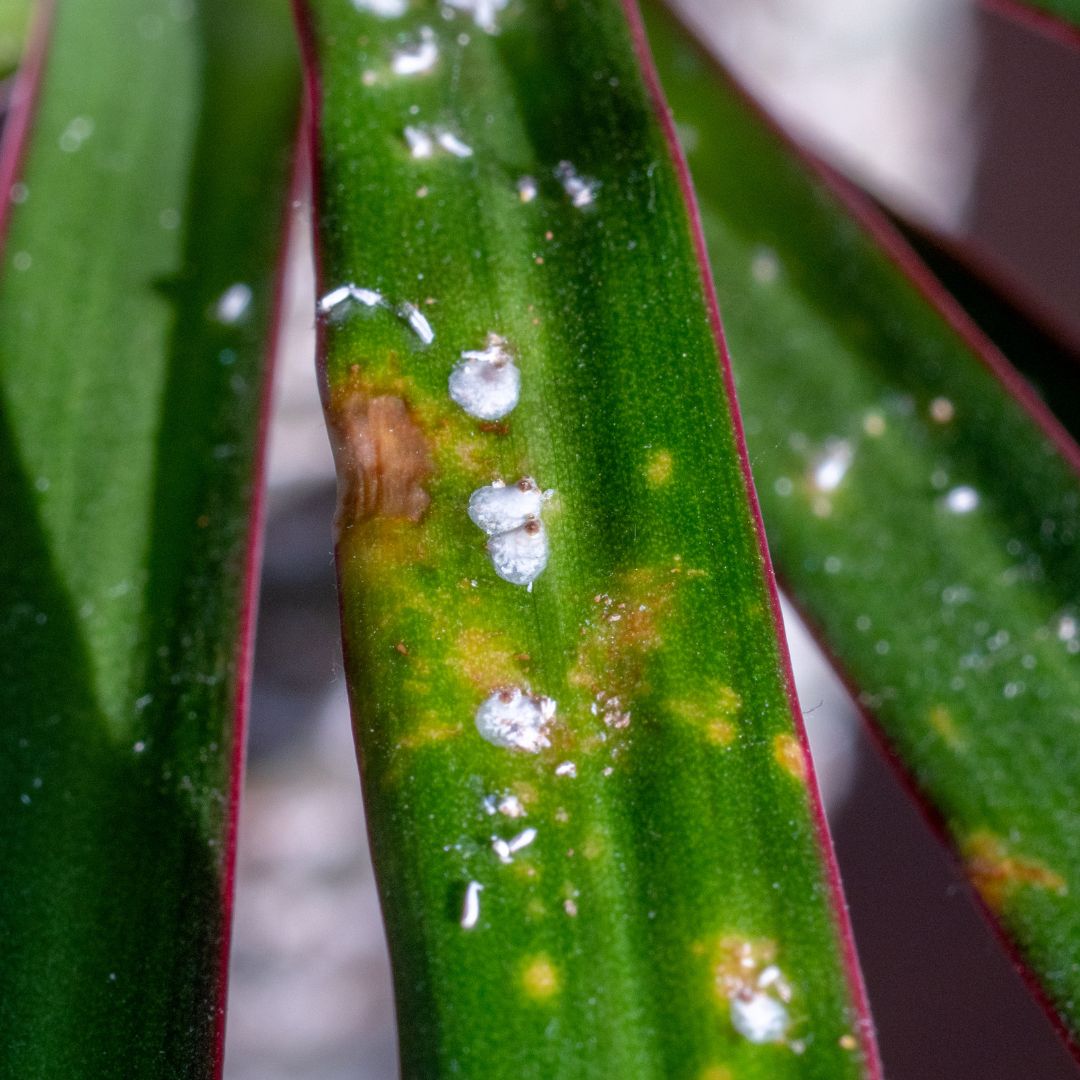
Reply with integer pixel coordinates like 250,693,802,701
964,830,1067,912
327,384,432,533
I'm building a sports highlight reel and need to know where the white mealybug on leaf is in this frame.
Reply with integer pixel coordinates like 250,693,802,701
449,333,521,420
468,477,553,588
468,477,544,534
487,519,549,587
475,688,556,752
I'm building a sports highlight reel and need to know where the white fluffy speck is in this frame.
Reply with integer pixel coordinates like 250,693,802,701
944,485,979,514
475,688,555,752
214,283,253,325
391,27,438,75
730,991,790,1044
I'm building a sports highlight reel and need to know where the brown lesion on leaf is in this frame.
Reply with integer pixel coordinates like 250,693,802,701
326,367,432,536
772,732,808,783
568,567,676,699
964,830,1067,912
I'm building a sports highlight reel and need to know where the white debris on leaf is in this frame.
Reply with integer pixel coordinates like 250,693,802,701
398,301,434,344
214,283,253,325
351,0,408,14
317,284,433,345
555,160,599,208
554,761,576,778
317,283,383,315
404,124,435,159
482,792,526,818
517,175,538,203
460,880,483,929
437,130,473,157
811,438,853,492
444,0,509,34
449,333,521,420
944,485,979,514
492,827,538,863
468,477,545,534
404,124,473,159
475,688,555,752
391,26,438,76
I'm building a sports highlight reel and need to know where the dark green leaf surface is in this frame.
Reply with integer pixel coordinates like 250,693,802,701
0,1,297,1075
645,0,1080,1047
299,0,877,1076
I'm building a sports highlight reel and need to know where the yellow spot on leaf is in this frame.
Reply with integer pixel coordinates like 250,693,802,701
773,733,807,783
670,682,742,746
396,721,462,751
452,626,526,688
645,449,673,487
965,830,1067,912
929,704,964,749
700,1067,733,1080
839,1033,858,1051
700,934,777,1003
521,954,560,1000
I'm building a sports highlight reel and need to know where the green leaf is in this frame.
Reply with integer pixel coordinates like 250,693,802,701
0,2,298,1074
989,0,1080,35
644,0,1080,1047
297,0,878,1076
0,0,31,78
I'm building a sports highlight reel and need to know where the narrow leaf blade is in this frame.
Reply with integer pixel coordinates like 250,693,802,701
297,0,878,1076
645,0,1080,1052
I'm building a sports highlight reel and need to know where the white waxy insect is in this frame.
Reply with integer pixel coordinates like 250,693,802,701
449,333,521,420
468,477,544,535
391,26,438,76
460,880,483,929
729,991,790,1044
475,687,555,753
488,519,549,587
